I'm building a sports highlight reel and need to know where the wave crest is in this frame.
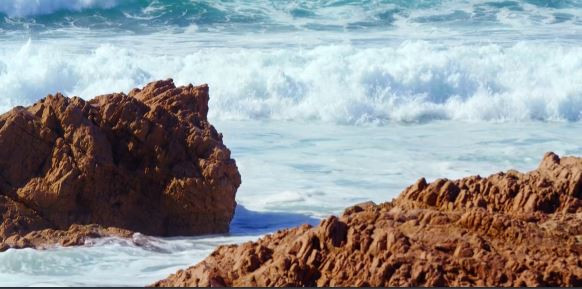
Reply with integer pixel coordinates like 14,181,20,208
0,0,119,17
0,40,580,124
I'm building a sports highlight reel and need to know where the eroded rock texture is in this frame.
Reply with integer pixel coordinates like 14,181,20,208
153,152,582,287
0,79,240,250
0,224,134,252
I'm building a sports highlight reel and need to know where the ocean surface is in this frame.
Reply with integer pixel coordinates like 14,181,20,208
0,0,581,286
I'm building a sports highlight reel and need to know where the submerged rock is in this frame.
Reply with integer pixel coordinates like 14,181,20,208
0,79,241,250
0,224,134,251
153,153,581,287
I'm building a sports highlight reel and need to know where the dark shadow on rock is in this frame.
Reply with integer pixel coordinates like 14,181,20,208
229,205,321,235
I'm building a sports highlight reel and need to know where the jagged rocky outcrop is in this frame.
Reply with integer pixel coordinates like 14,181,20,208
0,79,241,251
153,152,582,287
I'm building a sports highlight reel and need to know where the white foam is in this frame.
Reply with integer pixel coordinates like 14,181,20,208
0,0,119,17
215,119,582,217
0,39,580,124
0,1,580,287
0,233,259,286
2,119,582,286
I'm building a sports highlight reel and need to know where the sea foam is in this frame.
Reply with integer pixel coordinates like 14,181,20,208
2,119,582,286
0,39,580,124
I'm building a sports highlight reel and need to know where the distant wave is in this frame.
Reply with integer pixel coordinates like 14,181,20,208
1,40,580,124
0,0,119,17
0,0,580,38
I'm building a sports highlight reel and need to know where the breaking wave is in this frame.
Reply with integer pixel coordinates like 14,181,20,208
0,0,119,17
0,40,580,124
0,0,580,39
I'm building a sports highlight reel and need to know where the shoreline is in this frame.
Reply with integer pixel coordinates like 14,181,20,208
0,0,581,286
153,152,582,287
0,149,580,286
0,85,581,285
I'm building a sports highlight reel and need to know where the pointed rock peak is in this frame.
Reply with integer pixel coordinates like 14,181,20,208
541,151,560,167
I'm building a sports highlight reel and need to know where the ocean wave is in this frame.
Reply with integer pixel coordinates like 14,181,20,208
0,40,580,124
0,0,580,39
0,0,119,18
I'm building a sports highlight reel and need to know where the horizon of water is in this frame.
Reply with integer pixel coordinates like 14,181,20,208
0,0,581,286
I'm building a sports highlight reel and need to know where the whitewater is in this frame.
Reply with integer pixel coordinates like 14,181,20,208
0,0,581,286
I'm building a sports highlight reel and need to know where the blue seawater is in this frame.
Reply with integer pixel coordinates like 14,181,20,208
0,0,580,36
0,0,581,286
0,0,580,123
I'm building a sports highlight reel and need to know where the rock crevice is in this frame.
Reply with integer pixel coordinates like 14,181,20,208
0,79,240,250
153,153,581,287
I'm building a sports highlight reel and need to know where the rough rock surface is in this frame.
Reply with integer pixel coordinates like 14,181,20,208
0,224,134,252
0,79,241,250
153,152,582,287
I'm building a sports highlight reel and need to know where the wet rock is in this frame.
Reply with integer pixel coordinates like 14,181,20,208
0,79,241,249
153,153,582,287
1,224,134,251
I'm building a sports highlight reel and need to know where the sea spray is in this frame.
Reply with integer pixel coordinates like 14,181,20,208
0,0,580,286
1,40,580,124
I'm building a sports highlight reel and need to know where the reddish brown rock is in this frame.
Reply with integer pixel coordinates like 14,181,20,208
153,153,582,287
0,224,134,251
396,152,582,215
0,79,241,250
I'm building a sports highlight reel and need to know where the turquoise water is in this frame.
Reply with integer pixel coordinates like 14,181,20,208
1,0,581,41
0,0,581,286
1,120,582,286
0,1,580,122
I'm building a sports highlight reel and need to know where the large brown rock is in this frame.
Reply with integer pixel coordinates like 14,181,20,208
153,152,582,287
0,79,241,250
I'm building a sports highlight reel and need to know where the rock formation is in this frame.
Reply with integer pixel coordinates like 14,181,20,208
153,152,582,287
0,224,134,252
0,79,241,251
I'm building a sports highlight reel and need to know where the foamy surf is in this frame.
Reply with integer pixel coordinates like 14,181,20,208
0,40,580,124
0,0,581,286
1,120,582,286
